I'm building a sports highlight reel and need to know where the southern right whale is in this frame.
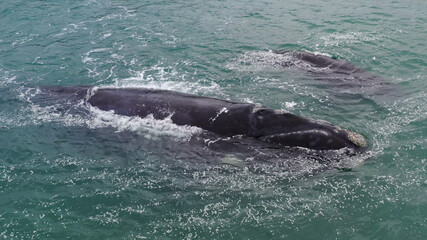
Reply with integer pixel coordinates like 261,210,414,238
274,50,381,82
42,86,367,151
272,50,402,102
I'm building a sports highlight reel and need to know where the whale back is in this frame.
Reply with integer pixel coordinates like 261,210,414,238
88,88,254,137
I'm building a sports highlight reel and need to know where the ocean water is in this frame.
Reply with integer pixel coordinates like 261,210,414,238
0,0,426,239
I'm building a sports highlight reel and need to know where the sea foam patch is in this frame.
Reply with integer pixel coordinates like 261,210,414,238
226,50,294,71
113,62,222,96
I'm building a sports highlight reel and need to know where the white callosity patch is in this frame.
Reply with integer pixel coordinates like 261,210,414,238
344,129,368,148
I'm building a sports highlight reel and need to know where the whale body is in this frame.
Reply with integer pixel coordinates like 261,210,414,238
43,86,367,151
274,50,380,82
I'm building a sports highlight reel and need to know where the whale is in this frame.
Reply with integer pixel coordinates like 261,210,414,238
42,86,367,151
272,50,403,103
274,50,381,82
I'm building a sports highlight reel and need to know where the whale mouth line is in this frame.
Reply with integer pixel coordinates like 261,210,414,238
260,129,367,149
263,129,331,139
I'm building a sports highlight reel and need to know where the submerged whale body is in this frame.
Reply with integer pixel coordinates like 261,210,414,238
43,86,367,151
272,50,402,101
274,50,380,81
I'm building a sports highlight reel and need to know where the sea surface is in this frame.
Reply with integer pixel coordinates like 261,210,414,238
0,0,426,239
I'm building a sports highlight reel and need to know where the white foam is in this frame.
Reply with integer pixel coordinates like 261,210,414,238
320,32,382,46
305,50,332,58
112,63,221,95
82,48,111,63
227,50,334,73
368,91,427,142
209,107,229,122
0,69,17,87
226,50,294,71
86,105,203,141
242,98,254,104
11,34,37,47
285,101,297,109
100,33,112,40
10,87,203,141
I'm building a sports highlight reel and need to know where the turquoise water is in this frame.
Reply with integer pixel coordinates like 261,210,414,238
1,0,426,239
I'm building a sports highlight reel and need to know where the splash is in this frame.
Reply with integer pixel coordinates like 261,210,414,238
113,62,221,96
226,50,294,71
86,106,203,141
319,32,383,47
9,86,203,141
227,50,334,73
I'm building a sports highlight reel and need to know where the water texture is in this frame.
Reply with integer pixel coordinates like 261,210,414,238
0,0,426,239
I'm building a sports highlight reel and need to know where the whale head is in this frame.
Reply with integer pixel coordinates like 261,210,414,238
251,107,367,150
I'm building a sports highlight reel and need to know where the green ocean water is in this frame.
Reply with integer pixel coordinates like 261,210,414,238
0,0,426,239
